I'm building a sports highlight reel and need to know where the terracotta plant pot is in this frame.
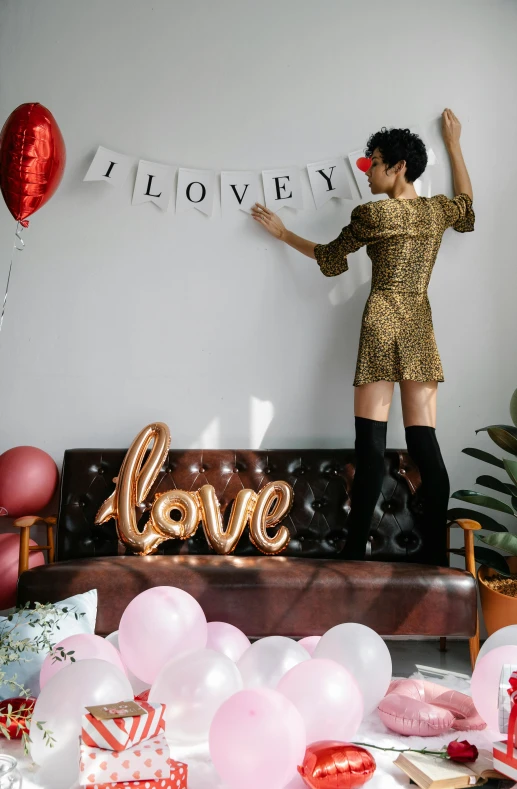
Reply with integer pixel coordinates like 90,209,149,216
479,556,517,636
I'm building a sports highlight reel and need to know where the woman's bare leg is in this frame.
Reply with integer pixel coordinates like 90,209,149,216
400,380,438,427
354,380,395,420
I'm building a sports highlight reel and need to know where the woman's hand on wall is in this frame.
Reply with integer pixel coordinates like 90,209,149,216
442,108,462,151
251,202,287,240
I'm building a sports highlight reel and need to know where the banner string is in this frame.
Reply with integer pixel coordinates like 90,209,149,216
0,221,24,335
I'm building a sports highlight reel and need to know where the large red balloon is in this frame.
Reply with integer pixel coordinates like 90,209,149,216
0,103,66,226
0,446,59,519
298,742,376,789
0,533,45,609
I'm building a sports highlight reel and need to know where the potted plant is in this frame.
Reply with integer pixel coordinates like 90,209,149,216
448,387,517,636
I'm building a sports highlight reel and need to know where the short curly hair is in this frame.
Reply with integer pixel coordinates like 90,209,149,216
364,127,427,183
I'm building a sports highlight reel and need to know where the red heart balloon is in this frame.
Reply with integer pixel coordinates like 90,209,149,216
0,102,66,227
0,697,36,739
298,741,376,789
356,157,372,173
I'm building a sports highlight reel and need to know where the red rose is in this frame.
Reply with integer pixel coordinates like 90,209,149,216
447,740,478,763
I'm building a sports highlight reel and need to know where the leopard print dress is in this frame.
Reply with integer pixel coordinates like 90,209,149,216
313,193,475,387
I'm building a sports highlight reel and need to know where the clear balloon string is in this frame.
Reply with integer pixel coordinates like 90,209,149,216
0,221,24,334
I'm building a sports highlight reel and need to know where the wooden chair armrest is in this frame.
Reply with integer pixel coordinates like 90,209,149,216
447,518,482,532
15,516,56,575
447,518,481,669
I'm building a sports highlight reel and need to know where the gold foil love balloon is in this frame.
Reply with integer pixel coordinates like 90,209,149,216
95,422,171,555
95,422,294,556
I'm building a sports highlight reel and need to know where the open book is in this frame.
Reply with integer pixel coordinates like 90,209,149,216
394,749,503,788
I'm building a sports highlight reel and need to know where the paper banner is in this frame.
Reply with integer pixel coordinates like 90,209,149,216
84,146,134,188
221,171,261,215
176,168,216,216
307,157,353,209
261,166,303,212
132,160,175,211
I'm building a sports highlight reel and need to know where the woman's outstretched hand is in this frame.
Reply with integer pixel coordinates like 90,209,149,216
442,108,462,150
251,202,287,240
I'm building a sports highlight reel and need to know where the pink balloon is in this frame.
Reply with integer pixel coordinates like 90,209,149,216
0,533,45,609
297,636,321,656
118,586,207,685
40,633,126,689
0,446,58,518
209,687,306,789
277,658,363,743
206,622,251,662
471,645,517,732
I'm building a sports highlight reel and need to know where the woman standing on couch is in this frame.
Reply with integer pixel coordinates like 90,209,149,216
251,108,474,565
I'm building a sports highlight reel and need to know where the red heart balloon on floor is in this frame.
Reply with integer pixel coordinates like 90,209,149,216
356,157,372,173
298,741,376,788
0,697,36,739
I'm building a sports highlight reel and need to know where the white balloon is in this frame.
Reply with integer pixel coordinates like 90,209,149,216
206,621,251,662
313,623,392,715
105,630,150,696
237,636,310,689
149,647,243,745
29,659,132,784
477,625,517,663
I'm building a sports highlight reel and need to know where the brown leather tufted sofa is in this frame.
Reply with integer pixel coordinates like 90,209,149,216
16,447,479,662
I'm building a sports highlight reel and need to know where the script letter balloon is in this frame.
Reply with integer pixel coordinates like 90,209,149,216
313,623,392,715
0,103,66,225
29,659,132,786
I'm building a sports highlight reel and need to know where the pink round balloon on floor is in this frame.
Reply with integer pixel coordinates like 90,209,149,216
39,633,126,689
277,658,363,743
118,586,208,685
297,636,321,656
0,446,58,518
0,533,45,609
471,644,517,732
206,622,251,662
209,687,306,789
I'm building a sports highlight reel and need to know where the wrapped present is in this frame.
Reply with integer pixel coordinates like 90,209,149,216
81,760,188,789
493,665,517,780
79,733,171,786
81,700,165,751
498,664,517,734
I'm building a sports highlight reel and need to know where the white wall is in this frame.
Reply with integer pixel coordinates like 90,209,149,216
0,0,516,540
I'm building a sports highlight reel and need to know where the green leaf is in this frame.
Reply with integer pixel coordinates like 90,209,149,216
450,546,512,575
510,388,517,428
462,447,505,469
475,425,517,457
477,531,517,556
504,459,517,488
451,490,515,515
447,508,508,531
476,475,517,497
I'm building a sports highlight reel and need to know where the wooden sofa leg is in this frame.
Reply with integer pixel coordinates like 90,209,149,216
439,637,447,652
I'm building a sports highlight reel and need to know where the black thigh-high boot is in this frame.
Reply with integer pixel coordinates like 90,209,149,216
341,416,388,560
405,425,450,566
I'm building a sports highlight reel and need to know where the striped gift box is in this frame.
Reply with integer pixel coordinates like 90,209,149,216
81,701,166,751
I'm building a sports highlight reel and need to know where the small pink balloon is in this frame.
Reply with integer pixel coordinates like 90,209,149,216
209,687,306,789
40,633,126,689
0,533,45,609
297,636,321,656
471,644,517,732
207,622,251,662
0,445,58,518
118,586,207,684
277,658,363,743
